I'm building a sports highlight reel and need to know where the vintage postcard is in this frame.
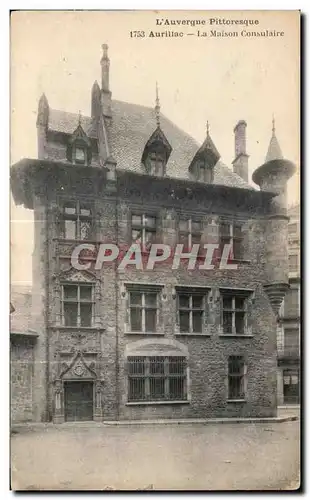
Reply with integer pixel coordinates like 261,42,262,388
10,10,300,491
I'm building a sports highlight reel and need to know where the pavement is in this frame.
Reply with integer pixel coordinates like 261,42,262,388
11,408,300,491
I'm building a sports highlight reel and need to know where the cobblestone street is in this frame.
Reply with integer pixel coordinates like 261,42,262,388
11,415,300,491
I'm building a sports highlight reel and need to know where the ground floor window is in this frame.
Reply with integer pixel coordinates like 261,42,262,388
228,356,246,400
283,369,300,404
128,356,187,402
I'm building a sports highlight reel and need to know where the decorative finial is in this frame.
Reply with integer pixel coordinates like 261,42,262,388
78,110,82,126
206,121,210,136
272,114,275,136
155,81,160,127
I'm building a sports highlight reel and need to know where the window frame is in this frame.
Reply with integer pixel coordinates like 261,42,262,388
61,283,95,327
177,293,205,334
61,200,93,241
178,217,203,250
127,355,188,403
220,289,252,336
130,212,157,250
227,355,247,401
129,290,159,333
219,221,243,261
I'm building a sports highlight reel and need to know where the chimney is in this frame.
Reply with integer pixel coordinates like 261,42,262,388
232,120,249,183
100,44,112,118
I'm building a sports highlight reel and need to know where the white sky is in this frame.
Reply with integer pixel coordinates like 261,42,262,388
10,10,300,285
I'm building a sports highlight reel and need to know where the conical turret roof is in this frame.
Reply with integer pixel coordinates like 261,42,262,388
265,117,283,162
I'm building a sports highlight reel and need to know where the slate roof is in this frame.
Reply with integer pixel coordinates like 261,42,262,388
48,100,254,190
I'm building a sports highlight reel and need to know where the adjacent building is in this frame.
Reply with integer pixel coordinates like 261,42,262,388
10,285,38,423
11,46,296,423
277,204,300,404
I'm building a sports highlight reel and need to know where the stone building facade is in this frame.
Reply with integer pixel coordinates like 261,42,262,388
277,204,300,404
11,46,296,423
10,286,38,423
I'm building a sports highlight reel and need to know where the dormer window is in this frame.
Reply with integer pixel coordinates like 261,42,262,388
67,117,92,166
141,127,172,178
189,126,220,184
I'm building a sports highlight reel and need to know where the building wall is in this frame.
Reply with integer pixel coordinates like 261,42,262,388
36,183,279,421
10,337,35,423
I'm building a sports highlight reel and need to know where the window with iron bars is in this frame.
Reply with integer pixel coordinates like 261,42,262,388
128,356,187,402
228,356,246,400
178,218,203,250
131,214,157,250
178,293,205,333
219,222,243,260
61,201,92,240
129,291,158,333
62,284,94,327
221,292,248,335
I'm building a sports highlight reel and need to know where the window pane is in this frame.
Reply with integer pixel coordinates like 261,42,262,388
75,147,85,161
128,378,145,401
233,239,242,260
80,205,91,216
235,297,245,310
145,216,156,229
179,295,190,308
229,376,243,399
80,221,91,240
145,309,157,332
192,221,201,233
235,312,245,334
63,285,78,299
169,357,186,375
64,303,78,326
145,230,155,248
145,293,157,307
132,229,142,244
65,220,76,239
223,296,232,309
192,295,203,309
193,311,203,333
64,205,76,215
288,223,298,234
229,356,244,375
220,223,230,236
150,377,165,400
223,311,232,333
80,303,92,327
191,234,201,245
150,357,165,374
179,311,190,332
128,357,145,375
234,225,242,238
130,292,142,305
179,220,189,232
80,286,92,301
130,308,142,331
132,215,142,226
169,377,185,400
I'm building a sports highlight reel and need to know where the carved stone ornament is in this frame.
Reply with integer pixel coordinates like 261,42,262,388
73,363,85,377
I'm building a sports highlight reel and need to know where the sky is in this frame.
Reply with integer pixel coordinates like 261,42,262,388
10,10,300,285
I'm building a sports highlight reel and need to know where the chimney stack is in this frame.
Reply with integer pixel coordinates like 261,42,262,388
232,120,249,183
